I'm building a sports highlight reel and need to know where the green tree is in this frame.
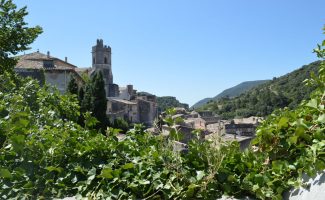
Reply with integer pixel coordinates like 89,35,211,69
81,82,93,114
91,71,108,131
113,117,129,133
0,0,42,73
67,76,78,95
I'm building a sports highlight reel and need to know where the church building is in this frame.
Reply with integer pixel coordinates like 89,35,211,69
15,39,157,126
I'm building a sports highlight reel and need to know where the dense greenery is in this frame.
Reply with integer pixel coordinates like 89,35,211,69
0,1,324,199
157,96,189,113
192,80,269,109
0,0,42,73
0,60,324,199
70,71,109,131
67,76,79,96
198,61,320,119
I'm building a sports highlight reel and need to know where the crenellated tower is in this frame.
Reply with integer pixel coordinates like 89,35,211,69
92,39,114,96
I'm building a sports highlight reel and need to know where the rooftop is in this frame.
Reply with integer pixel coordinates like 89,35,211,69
16,52,78,70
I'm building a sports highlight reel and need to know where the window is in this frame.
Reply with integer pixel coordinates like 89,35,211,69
93,57,95,64
104,57,107,64
43,60,54,68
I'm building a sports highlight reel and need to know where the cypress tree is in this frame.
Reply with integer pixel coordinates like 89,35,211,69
91,71,108,131
67,76,78,95
81,82,93,112
78,86,85,126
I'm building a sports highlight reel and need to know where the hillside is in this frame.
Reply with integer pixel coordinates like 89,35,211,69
191,80,269,109
197,61,320,119
157,96,189,112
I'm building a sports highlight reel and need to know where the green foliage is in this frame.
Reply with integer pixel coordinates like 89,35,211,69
199,61,320,119
157,96,189,112
113,117,129,133
67,76,79,95
0,0,42,73
91,71,108,131
78,72,109,131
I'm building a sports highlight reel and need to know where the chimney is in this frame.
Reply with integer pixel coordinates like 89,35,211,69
65,57,68,62
47,51,50,58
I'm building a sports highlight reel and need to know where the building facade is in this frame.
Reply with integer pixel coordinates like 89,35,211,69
15,51,84,93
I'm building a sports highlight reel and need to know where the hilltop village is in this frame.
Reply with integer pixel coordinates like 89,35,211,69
153,108,263,150
14,39,263,148
15,39,157,126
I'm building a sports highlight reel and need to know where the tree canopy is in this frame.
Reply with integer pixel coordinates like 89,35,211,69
0,0,42,72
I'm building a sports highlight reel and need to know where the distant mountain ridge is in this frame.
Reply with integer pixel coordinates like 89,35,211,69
197,61,320,119
191,80,269,109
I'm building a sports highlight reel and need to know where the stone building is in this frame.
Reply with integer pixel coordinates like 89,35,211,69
91,39,119,97
15,51,84,93
15,39,158,126
198,111,220,124
106,88,158,126
225,122,256,136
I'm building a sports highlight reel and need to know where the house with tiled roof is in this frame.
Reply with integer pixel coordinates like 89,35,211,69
15,51,84,93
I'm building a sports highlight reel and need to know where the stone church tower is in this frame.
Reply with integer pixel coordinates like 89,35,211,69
92,39,118,97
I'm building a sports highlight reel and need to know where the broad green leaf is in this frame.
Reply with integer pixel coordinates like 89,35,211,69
196,170,205,181
295,126,305,136
10,134,25,153
0,168,12,179
71,176,78,183
87,175,96,185
278,117,289,129
45,166,63,173
317,114,325,123
23,181,34,188
186,184,198,197
252,184,259,191
88,167,96,176
288,136,298,144
306,99,318,109
138,180,150,185
122,163,134,169
100,168,113,179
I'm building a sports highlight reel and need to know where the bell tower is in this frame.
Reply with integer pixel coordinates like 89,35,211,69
92,39,113,95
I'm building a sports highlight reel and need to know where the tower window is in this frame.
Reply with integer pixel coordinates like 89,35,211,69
104,57,107,64
93,57,95,64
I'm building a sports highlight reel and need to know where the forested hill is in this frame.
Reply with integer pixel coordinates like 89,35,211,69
191,80,269,109
197,61,321,119
157,96,189,112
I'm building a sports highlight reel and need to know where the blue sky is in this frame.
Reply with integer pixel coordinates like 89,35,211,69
17,0,325,106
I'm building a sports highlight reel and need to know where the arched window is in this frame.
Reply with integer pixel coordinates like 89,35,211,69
104,57,108,64
93,57,95,64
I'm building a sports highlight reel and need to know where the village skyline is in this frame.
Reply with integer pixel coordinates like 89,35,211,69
17,0,325,106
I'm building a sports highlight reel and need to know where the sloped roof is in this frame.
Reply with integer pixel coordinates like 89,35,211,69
15,52,77,70
108,98,137,105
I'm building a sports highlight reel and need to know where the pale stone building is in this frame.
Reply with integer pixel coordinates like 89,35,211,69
15,51,84,93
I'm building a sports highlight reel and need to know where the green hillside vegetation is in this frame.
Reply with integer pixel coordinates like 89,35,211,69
192,80,269,109
0,1,324,199
198,61,320,119
157,96,189,112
